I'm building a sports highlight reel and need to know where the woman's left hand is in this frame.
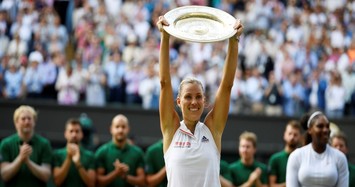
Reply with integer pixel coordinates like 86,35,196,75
233,19,244,41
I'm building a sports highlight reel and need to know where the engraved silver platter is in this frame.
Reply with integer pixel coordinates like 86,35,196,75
163,6,236,43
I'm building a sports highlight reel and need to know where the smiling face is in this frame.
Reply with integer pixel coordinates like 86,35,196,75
177,82,205,123
308,115,330,147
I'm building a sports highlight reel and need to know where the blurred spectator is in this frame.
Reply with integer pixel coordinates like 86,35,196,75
93,3,110,36
124,63,144,105
39,52,58,99
85,62,106,107
82,34,103,68
7,32,27,59
244,68,267,114
0,56,6,97
9,11,32,45
341,64,355,115
138,59,160,109
0,9,10,58
282,70,305,117
23,51,44,98
72,51,88,101
325,70,346,118
133,7,150,44
307,68,327,112
104,50,126,103
55,63,81,105
263,71,283,116
122,33,141,65
190,42,212,65
104,0,122,19
3,58,24,99
32,15,50,51
230,69,246,114
48,14,68,49
0,27,9,59
243,29,263,69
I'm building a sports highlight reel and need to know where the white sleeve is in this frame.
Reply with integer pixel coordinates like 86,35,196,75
336,152,349,187
286,149,301,187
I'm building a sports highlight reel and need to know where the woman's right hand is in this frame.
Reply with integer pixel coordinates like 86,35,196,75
156,16,170,33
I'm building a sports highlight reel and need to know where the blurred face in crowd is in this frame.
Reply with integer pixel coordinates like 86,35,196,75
239,139,256,161
284,125,301,149
331,137,348,154
309,115,330,147
110,115,130,144
65,123,83,144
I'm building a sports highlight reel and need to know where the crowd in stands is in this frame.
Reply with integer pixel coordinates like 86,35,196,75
0,0,355,118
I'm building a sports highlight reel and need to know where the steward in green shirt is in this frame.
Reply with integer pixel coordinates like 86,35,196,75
331,132,355,187
349,163,355,187
230,159,268,187
230,131,268,187
95,114,146,187
220,159,233,186
268,150,289,184
53,118,96,187
0,105,52,187
144,139,167,187
268,120,301,187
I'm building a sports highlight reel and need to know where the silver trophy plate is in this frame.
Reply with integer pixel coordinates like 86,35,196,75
163,6,236,43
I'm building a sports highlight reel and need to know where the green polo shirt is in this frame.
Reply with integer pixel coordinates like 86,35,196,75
95,141,145,187
53,146,95,187
144,140,167,187
229,159,268,187
0,133,52,187
268,150,289,183
220,159,232,182
349,163,355,187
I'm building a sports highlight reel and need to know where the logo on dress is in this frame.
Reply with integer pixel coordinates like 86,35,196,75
201,136,209,142
174,141,191,148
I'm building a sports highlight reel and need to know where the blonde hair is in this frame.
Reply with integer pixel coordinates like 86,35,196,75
178,77,204,97
239,131,257,148
13,105,37,124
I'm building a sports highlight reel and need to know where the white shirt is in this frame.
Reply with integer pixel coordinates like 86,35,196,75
286,144,348,187
164,121,220,187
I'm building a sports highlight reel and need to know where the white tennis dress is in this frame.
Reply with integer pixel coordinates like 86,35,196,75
164,121,221,187
286,144,349,187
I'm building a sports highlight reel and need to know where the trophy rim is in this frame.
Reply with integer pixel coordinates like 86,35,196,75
163,6,237,43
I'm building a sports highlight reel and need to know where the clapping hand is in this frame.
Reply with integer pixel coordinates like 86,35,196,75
19,143,32,162
113,159,130,178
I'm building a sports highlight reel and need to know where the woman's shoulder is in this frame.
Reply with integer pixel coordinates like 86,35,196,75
290,144,310,158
